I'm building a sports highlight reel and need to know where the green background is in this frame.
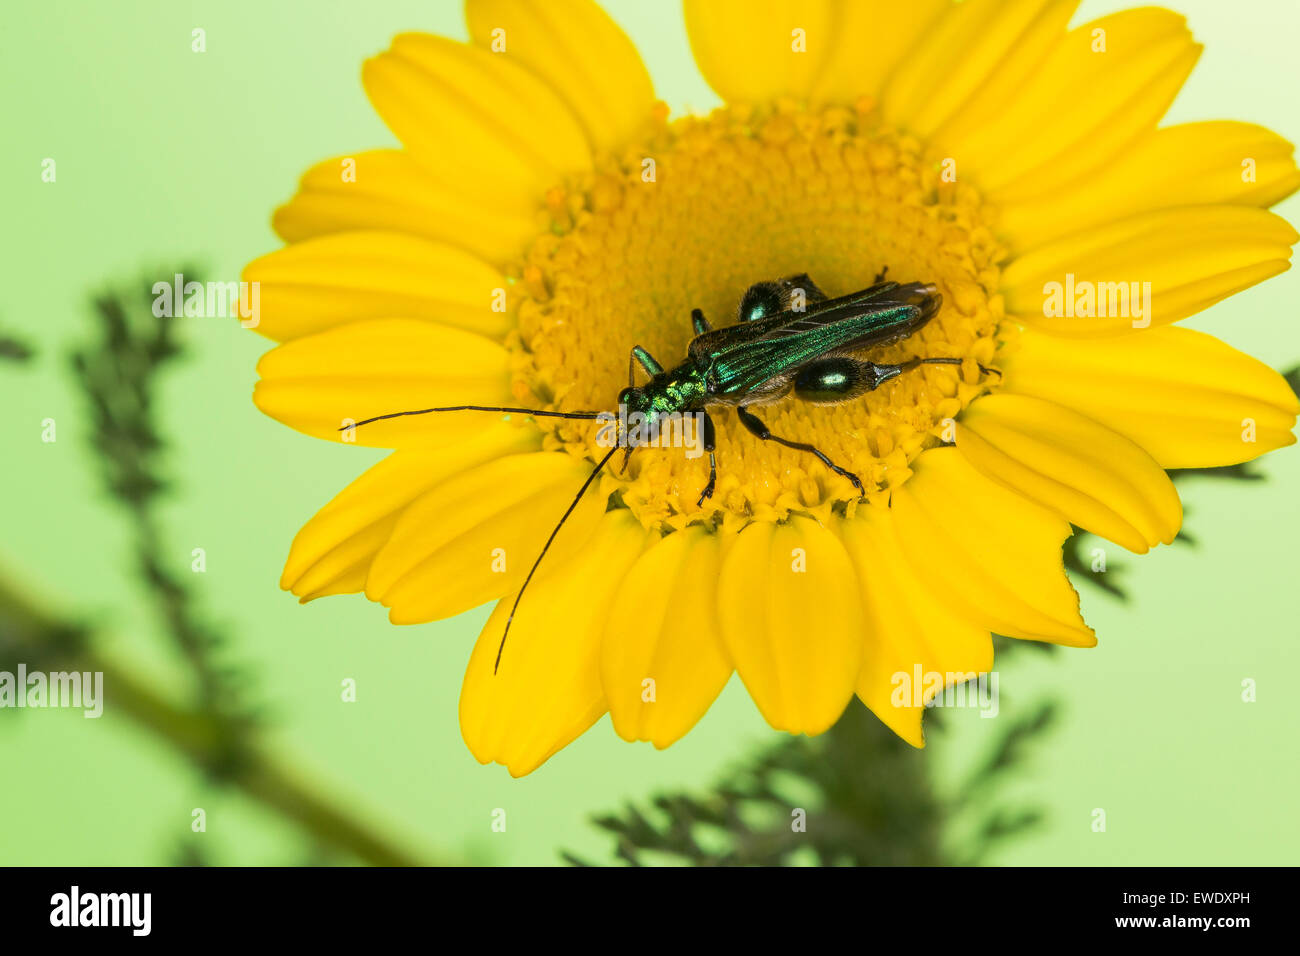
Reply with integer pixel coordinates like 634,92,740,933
1,0,1297,865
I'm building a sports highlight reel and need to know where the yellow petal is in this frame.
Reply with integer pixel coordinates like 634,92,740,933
363,33,590,206
1000,326,1300,468
945,8,1200,195
683,0,838,104
999,122,1300,251
243,232,512,343
296,561,370,603
1001,206,1296,336
924,0,1081,144
884,0,1074,138
368,451,609,624
717,515,862,735
838,508,992,748
252,318,512,447
460,510,651,776
601,525,731,748
957,394,1181,554
281,424,540,601
810,0,950,103
271,150,536,267
291,520,397,604
465,0,655,152
891,447,1095,647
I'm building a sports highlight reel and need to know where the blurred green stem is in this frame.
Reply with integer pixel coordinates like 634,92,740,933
0,572,440,867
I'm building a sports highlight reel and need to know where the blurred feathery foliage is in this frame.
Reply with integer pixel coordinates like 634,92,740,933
0,331,34,363
0,271,438,866
74,271,258,747
565,662,1057,867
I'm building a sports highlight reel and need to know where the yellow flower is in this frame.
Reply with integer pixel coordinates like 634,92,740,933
245,0,1300,776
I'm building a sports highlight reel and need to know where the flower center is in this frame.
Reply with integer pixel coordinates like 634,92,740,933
511,101,1003,531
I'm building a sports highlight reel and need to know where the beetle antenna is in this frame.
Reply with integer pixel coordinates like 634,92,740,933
343,405,604,430
494,444,621,674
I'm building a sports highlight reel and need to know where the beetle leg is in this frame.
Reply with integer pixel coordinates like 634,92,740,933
691,308,712,336
629,345,664,386
696,411,717,506
892,356,1002,379
736,405,864,497
793,355,962,400
815,356,998,391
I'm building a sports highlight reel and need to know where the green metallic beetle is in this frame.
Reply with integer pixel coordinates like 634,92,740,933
617,272,962,505
349,271,990,670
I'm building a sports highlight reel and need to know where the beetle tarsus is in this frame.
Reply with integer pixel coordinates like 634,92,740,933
697,470,716,507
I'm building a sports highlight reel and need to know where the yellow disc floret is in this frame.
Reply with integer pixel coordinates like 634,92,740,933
513,100,1004,532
